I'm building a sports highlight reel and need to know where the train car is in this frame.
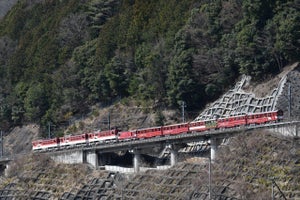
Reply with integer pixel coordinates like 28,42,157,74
246,110,283,125
135,126,162,139
118,130,136,141
32,138,59,151
189,120,217,132
59,134,87,147
217,115,247,129
32,110,284,152
87,129,118,143
162,123,189,135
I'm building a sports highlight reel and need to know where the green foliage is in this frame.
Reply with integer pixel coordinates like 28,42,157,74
24,82,49,121
105,56,129,97
235,0,300,80
274,6,300,61
167,29,205,109
0,0,299,131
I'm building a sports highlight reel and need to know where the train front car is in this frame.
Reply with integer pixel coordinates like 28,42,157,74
32,138,59,151
246,110,283,125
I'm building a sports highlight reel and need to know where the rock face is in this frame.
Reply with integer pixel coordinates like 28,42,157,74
276,64,300,120
195,62,300,121
0,0,18,19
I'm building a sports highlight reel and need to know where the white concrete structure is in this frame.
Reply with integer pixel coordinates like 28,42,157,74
50,150,84,164
268,123,299,137
85,150,98,168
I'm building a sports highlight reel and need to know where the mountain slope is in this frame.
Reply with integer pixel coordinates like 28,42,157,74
0,0,299,133
0,131,299,199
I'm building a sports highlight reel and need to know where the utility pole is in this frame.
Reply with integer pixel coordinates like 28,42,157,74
98,112,112,131
181,101,186,123
288,82,291,120
48,122,51,138
209,155,211,200
48,122,56,138
108,112,111,130
272,177,274,200
0,130,3,158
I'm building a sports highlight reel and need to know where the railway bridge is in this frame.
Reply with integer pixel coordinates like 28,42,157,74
40,121,299,173
0,121,298,174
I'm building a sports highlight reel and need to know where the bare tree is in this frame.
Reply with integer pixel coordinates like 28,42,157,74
58,13,90,48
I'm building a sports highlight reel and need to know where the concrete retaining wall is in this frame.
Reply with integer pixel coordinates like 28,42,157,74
50,150,84,164
267,124,299,137
195,63,300,121
104,165,171,174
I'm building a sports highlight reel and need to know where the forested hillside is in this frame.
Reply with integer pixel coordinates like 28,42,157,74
0,0,299,134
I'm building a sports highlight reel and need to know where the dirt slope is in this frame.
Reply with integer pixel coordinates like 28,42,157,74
0,131,299,199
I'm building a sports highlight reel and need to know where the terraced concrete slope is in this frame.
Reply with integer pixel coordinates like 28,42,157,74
195,62,300,121
2,131,297,199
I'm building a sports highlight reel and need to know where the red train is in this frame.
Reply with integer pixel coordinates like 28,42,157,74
32,110,283,151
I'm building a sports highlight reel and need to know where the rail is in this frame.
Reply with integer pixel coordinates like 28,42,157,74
37,120,300,154
0,120,297,162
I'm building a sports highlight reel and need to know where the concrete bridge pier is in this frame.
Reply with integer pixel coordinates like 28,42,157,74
4,163,10,177
210,138,221,162
166,144,178,167
131,149,141,173
170,149,178,167
84,150,98,168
